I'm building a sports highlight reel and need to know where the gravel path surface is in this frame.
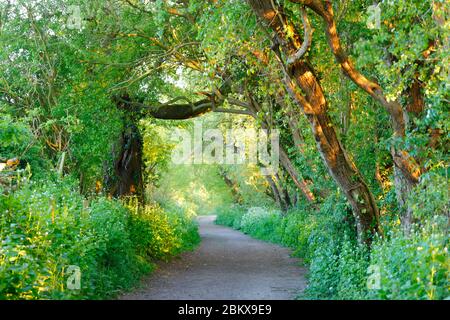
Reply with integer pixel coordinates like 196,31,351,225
120,215,307,300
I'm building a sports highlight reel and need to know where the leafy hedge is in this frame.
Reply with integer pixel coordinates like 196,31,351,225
0,178,199,299
215,182,449,300
369,219,448,300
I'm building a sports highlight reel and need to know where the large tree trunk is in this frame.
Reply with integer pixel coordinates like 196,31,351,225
107,95,144,200
248,0,380,244
109,123,144,199
291,0,422,228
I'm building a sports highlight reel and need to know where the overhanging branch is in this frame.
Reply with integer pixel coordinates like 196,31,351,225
116,79,252,119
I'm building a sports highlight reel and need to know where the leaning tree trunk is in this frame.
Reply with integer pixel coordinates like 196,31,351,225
246,93,316,204
248,0,380,244
265,173,288,211
279,147,316,203
219,167,244,204
274,171,292,212
293,0,422,229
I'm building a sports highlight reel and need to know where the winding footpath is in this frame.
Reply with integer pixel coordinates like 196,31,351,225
121,215,307,300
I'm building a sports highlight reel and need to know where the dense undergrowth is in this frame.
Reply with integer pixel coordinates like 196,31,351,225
0,103,200,300
0,0,448,302
0,177,199,299
216,174,449,300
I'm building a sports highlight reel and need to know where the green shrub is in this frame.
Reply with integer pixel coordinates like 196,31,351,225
215,186,448,301
0,178,199,299
335,239,370,299
304,233,369,300
167,205,201,253
365,172,449,300
368,220,448,300
215,204,245,229
0,115,49,181
127,201,200,261
281,209,317,259
303,235,340,299
240,207,282,242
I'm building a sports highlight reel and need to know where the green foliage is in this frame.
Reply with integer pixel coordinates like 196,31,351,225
353,0,449,169
409,171,449,221
0,114,49,179
0,0,448,301
64,83,123,190
216,185,449,300
240,207,283,243
305,230,369,300
150,115,243,216
367,172,449,300
280,208,318,260
0,115,32,156
141,120,173,187
154,163,235,216
369,222,448,300
126,200,200,261
0,178,199,299
214,205,245,230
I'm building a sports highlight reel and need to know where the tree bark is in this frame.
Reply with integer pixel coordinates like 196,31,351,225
219,167,244,204
107,95,144,200
279,147,316,203
274,171,292,212
117,80,233,120
265,173,287,211
246,92,316,204
248,0,380,244
289,1,421,205
109,123,144,199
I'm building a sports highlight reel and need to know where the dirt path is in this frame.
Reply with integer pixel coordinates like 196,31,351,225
121,215,307,300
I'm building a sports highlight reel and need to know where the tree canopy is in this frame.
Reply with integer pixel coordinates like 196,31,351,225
0,0,448,300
